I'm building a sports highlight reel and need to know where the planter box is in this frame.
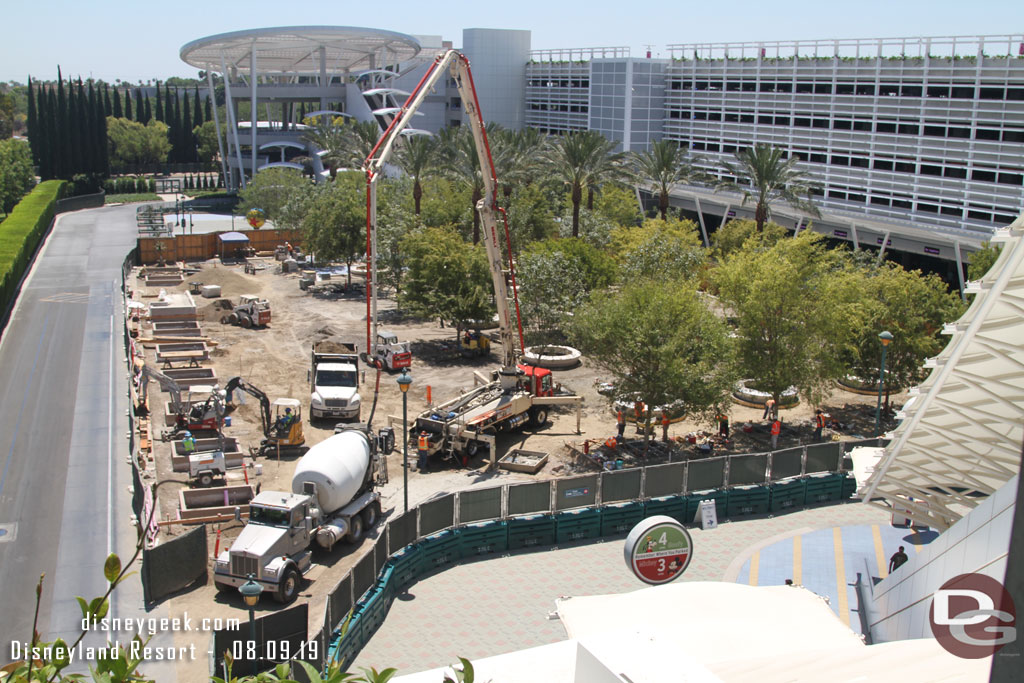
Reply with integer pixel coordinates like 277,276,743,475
499,449,548,474
177,485,254,520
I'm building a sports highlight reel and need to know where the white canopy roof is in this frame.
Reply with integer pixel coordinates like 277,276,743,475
862,215,1024,529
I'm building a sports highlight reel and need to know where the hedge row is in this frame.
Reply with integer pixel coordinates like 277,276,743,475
0,180,67,316
104,177,157,195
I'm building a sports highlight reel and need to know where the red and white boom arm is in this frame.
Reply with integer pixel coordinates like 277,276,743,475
363,50,524,374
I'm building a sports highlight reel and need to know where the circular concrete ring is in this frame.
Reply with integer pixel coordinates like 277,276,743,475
522,345,582,369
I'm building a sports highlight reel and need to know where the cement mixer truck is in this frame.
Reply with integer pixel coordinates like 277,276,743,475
213,424,394,603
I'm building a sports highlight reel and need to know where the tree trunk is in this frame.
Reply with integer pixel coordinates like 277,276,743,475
659,191,669,221
587,187,595,211
571,183,582,238
346,257,352,287
413,179,422,215
755,202,767,233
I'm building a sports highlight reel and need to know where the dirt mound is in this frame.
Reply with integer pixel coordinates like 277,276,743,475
312,338,358,353
184,266,263,296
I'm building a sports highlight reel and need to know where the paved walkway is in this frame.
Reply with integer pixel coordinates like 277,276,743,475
353,502,914,675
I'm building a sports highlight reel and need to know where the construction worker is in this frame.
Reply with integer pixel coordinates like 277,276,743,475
616,409,626,439
770,418,781,450
181,431,196,454
661,411,671,442
634,400,645,423
276,407,294,434
417,431,430,472
814,409,827,442
762,397,777,421
717,413,730,438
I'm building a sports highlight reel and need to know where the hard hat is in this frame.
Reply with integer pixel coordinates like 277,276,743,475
183,431,192,437
285,407,292,414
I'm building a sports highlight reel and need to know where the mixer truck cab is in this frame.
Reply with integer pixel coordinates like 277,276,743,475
214,425,392,604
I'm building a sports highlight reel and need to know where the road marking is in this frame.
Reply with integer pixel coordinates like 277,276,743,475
872,525,888,578
833,527,850,627
748,551,760,585
39,292,90,304
108,309,114,558
0,314,51,498
792,534,802,585
0,523,16,543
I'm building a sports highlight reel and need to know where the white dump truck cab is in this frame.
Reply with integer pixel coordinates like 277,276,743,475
310,344,361,421
213,491,314,603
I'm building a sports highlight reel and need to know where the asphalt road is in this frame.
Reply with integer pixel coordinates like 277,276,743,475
0,204,173,675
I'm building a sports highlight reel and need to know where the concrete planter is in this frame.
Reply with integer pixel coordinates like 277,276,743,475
731,379,799,408
522,345,582,369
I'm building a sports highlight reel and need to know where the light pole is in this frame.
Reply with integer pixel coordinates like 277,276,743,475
239,574,261,676
875,331,894,437
397,370,412,513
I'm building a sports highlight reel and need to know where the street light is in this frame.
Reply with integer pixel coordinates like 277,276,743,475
396,370,413,513
239,574,261,676
875,331,894,436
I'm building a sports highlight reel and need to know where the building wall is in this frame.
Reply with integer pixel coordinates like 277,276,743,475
589,58,667,152
461,29,531,129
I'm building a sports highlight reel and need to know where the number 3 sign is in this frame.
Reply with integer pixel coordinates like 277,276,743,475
623,515,693,585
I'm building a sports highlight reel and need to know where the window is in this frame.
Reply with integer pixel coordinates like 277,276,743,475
898,123,920,135
692,142,706,150
874,159,894,171
706,143,720,152
709,112,722,121
725,113,739,122
877,122,897,133
854,120,872,131
879,84,900,96
796,82,814,94
723,144,737,153
895,161,915,173
836,83,854,94
941,206,962,217
828,190,847,200
892,198,912,209
972,169,996,182
976,128,1000,141
449,97,461,109
834,119,852,130
848,193,866,203
918,203,938,213
742,82,757,92
998,173,1024,186
924,125,945,137
921,164,942,176
927,86,950,98
968,210,993,221
871,196,891,206
1004,129,1024,143
1008,88,1024,101
694,111,708,120
831,155,850,166
814,83,832,94
810,153,827,163
774,116,790,126
900,84,923,97
855,84,876,96
726,82,741,91
851,157,869,168
948,127,970,139
813,118,829,129
944,167,967,179
950,86,974,98
776,82,792,93
795,117,811,127
980,87,1004,100
741,114,755,123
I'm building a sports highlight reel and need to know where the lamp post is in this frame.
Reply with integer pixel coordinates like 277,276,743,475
875,331,894,436
239,574,261,676
397,370,412,513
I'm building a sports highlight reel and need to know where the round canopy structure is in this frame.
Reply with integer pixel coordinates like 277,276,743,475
180,26,421,75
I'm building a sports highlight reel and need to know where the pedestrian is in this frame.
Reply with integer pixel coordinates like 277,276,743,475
661,411,671,442
762,397,777,420
814,409,827,442
888,546,909,573
717,413,730,438
417,431,430,472
616,408,626,439
770,418,781,450
181,431,196,453
634,400,645,423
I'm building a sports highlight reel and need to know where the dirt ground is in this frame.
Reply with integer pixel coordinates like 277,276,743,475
129,256,905,680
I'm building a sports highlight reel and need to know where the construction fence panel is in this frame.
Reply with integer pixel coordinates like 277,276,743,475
601,469,643,503
686,456,727,493
387,511,417,554
728,453,770,487
212,603,308,673
769,447,805,481
458,486,503,524
507,481,552,516
373,532,388,578
290,623,325,683
326,573,353,633
555,475,599,511
418,493,456,538
141,525,206,604
352,551,377,603
805,442,844,474
643,463,685,499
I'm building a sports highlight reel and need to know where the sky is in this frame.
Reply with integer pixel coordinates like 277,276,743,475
3,0,1022,84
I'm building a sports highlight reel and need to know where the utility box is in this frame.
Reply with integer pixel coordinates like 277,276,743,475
200,285,222,298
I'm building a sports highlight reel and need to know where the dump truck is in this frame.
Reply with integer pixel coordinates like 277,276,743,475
213,424,393,603
309,341,361,421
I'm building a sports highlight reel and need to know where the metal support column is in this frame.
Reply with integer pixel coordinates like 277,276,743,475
220,56,247,190
250,46,259,178
206,70,230,192
693,197,710,247
954,241,967,301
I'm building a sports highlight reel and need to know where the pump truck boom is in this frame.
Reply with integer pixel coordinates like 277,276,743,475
364,50,581,464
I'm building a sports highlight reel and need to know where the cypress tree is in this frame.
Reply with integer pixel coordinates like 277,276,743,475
192,86,202,127
182,91,193,162
124,89,132,121
143,95,152,124
204,93,212,122
103,83,112,118
27,77,38,167
46,87,59,179
36,86,49,179
75,79,88,176
87,81,99,174
135,88,144,122
112,87,122,118
56,67,67,179
155,82,163,122
97,92,109,176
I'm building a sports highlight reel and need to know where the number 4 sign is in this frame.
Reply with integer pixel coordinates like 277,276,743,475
623,515,693,585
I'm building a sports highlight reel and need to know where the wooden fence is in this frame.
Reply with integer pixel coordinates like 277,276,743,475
136,229,302,264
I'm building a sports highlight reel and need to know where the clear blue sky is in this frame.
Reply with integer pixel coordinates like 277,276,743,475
3,0,1021,83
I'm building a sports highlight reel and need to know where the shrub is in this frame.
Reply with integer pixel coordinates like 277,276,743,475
0,180,67,315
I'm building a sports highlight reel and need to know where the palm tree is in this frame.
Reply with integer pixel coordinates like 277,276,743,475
542,130,622,237
438,125,488,243
347,120,383,168
394,134,438,215
716,143,820,232
629,140,704,220
301,117,349,179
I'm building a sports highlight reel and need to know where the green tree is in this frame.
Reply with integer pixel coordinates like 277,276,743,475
629,140,704,220
236,167,309,222
572,281,735,454
193,120,219,164
417,177,470,230
543,130,622,237
716,143,820,232
438,125,488,244
526,237,618,292
505,183,559,253
613,218,707,283
517,249,588,344
844,262,965,404
0,138,36,214
106,117,171,167
594,183,642,228
400,226,494,339
394,133,438,214
713,231,858,407
299,172,365,285
710,218,789,261
967,241,1003,281
0,89,15,139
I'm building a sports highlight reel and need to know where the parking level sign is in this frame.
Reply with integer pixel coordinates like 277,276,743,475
624,515,693,585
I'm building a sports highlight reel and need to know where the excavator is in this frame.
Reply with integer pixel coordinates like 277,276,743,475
223,376,306,457
138,364,225,440
363,50,582,466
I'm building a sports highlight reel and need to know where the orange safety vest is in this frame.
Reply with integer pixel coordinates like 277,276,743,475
770,420,781,435
815,413,826,428
616,410,624,425
662,413,670,427
418,434,429,450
